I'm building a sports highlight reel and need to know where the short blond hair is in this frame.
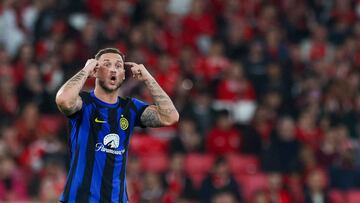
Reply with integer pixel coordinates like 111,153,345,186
95,48,125,61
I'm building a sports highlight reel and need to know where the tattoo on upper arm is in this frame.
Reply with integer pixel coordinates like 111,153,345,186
140,106,164,127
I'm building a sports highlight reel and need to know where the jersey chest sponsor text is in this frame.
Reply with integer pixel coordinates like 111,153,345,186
95,133,126,155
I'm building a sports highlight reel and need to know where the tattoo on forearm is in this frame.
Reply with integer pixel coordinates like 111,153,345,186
144,79,176,120
63,70,87,91
141,107,163,127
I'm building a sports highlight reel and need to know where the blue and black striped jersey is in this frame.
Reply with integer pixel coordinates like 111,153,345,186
59,91,148,203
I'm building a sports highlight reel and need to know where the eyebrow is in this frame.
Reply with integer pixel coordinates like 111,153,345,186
103,59,123,63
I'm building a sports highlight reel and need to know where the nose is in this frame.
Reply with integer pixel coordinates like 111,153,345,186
110,65,117,73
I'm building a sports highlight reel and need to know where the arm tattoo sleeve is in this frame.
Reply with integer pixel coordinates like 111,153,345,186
56,69,89,115
143,79,177,123
62,69,88,92
140,106,164,127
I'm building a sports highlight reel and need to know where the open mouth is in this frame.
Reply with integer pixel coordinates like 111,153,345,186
110,76,116,81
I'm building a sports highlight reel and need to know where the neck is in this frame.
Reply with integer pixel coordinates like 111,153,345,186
94,86,118,104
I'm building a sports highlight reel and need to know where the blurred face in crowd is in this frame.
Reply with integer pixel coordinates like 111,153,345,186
312,25,327,42
268,173,283,192
253,190,269,203
191,0,205,15
127,156,141,176
96,53,125,93
266,63,281,80
19,43,34,63
277,117,295,141
209,41,224,57
216,113,232,131
211,192,237,203
169,153,184,173
307,169,326,192
214,160,230,178
22,102,39,128
25,64,39,79
298,111,316,130
225,62,244,80
179,119,202,152
0,156,15,179
144,172,160,188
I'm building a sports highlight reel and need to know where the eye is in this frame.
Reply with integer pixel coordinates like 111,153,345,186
104,63,111,67
116,64,123,70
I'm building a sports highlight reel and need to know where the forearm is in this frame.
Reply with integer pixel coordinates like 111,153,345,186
144,77,179,124
55,69,89,112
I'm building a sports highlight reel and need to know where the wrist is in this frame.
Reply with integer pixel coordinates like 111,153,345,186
82,67,92,75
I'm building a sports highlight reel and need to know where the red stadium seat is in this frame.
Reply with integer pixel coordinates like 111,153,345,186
140,153,169,173
129,134,168,156
236,173,268,203
184,153,215,188
346,190,360,203
226,154,260,175
329,190,345,203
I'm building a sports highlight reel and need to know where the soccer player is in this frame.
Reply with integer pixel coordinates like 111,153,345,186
55,48,179,203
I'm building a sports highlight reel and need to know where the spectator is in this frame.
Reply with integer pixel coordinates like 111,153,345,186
251,190,270,203
38,159,66,202
194,40,230,83
182,89,216,136
214,61,257,124
0,154,29,201
304,169,330,203
199,157,242,203
295,110,324,150
162,153,196,202
0,74,18,120
262,116,302,174
170,118,204,154
140,172,164,203
211,190,238,203
329,126,360,190
206,110,242,156
181,0,216,50
267,173,292,203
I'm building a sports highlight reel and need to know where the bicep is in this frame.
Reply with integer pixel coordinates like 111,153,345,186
140,105,165,128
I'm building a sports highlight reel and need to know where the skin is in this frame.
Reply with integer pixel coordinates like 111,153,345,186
55,52,179,127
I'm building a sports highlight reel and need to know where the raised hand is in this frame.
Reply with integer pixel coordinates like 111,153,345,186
84,59,99,77
125,62,153,81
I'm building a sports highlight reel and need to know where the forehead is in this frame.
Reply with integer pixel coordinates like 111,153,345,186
99,53,123,63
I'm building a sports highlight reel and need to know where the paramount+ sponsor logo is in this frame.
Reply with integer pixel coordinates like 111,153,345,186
95,133,125,155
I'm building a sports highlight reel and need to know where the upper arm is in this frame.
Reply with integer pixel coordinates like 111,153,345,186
140,105,165,128
56,95,83,116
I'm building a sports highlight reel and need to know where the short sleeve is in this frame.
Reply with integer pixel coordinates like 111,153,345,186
131,98,149,128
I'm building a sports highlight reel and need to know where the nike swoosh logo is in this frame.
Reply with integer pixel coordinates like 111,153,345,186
95,118,107,123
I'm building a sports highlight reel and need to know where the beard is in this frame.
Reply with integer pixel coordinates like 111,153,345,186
98,79,122,93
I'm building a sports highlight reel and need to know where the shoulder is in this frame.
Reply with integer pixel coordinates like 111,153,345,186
127,97,149,112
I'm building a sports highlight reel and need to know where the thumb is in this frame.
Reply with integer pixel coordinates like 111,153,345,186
89,66,98,78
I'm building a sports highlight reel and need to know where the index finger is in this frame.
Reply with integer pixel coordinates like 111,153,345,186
124,62,137,68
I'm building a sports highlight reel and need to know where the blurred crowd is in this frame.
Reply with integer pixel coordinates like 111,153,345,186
0,0,360,202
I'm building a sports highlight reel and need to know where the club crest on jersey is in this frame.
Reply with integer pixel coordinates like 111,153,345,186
95,133,125,155
120,115,129,130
